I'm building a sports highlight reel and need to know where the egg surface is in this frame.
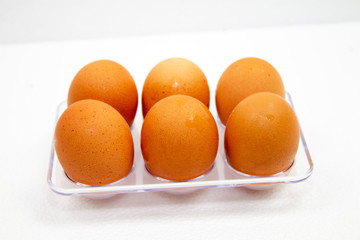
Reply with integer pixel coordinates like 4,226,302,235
68,59,138,126
142,57,210,117
225,92,299,176
55,99,134,186
141,95,218,181
216,57,285,125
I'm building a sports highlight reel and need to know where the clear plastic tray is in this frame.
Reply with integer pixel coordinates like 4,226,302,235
47,93,313,197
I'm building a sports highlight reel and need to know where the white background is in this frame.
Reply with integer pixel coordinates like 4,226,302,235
1,1,360,239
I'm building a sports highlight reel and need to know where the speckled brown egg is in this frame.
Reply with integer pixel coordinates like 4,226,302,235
55,99,134,186
216,57,285,125
225,92,300,176
141,95,218,181
142,57,210,117
68,59,138,126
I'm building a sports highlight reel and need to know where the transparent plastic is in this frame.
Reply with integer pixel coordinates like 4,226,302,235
47,93,313,197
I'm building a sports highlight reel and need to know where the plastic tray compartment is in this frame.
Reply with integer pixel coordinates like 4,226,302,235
47,93,313,197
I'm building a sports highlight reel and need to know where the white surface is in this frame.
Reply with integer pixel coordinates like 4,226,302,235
1,0,360,44
0,22,360,239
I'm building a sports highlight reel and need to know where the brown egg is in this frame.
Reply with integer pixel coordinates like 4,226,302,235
141,95,218,181
142,57,210,117
216,57,285,125
55,99,134,186
68,59,138,126
225,92,300,176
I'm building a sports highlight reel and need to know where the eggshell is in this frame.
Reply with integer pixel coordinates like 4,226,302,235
141,95,218,181
225,92,300,176
55,99,134,186
142,57,210,117
216,57,285,125
68,59,138,126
